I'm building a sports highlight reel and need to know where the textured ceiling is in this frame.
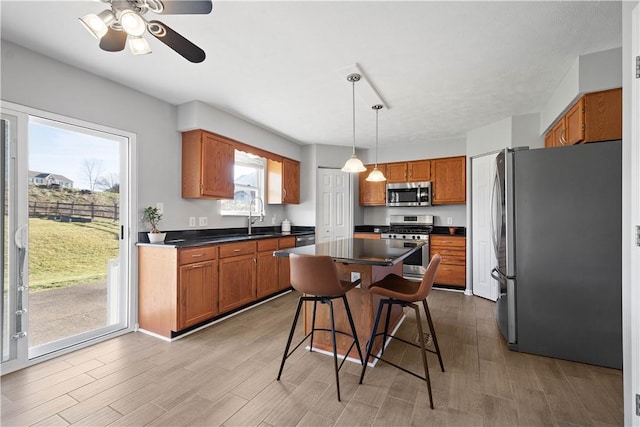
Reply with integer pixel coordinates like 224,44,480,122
0,1,622,148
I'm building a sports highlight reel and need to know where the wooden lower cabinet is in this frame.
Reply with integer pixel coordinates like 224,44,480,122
257,239,279,298
429,235,466,288
278,236,296,290
219,245,257,313
178,260,218,330
138,236,294,338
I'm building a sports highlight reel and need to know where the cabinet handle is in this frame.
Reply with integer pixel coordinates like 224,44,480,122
190,263,206,269
233,248,242,252
254,258,257,265
559,130,566,146
282,188,287,199
191,253,205,258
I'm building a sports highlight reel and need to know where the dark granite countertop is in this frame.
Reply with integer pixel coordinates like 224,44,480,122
274,237,425,266
138,226,314,248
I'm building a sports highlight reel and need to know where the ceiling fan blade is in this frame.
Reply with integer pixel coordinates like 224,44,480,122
158,1,212,15
99,28,127,52
148,20,206,63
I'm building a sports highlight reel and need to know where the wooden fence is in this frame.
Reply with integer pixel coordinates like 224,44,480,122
29,201,119,220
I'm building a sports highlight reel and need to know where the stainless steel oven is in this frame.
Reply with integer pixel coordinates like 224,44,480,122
381,215,433,279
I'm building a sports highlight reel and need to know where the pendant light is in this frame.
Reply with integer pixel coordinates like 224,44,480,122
366,104,387,182
341,73,367,173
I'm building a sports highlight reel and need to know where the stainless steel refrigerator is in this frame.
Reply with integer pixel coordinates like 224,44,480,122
492,140,622,369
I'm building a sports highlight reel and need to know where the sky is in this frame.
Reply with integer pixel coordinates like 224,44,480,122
28,119,120,191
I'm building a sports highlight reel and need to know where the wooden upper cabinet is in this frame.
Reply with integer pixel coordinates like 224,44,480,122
584,88,622,142
267,158,300,204
359,164,387,206
407,160,431,182
432,156,466,204
565,98,585,145
545,88,621,148
386,162,408,183
182,130,234,199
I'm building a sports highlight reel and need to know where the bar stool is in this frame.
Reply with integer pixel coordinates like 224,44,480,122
277,254,364,401
359,254,444,409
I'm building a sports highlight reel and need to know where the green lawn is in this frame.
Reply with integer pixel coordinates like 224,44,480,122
28,217,120,291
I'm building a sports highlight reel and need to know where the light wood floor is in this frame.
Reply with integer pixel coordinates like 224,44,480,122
1,290,623,426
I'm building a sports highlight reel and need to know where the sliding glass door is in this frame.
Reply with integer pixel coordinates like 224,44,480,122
1,105,132,373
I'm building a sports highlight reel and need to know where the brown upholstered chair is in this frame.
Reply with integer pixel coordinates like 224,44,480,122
358,254,444,409
277,254,364,401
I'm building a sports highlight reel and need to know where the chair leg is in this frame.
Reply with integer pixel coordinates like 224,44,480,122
413,304,434,409
309,300,318,352
359,299,386,384
380,298,393,357
277,296,305,381
327,298,341,401
422,299,445,372
342,295,364,365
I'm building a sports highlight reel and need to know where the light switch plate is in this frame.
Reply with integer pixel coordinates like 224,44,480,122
156,202,164,215
199,217,207,226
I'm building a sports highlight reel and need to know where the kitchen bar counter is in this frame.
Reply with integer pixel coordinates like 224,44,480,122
273,237,424,266
274,238,424,361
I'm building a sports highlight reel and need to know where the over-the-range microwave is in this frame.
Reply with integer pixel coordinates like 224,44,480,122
386,181,432,207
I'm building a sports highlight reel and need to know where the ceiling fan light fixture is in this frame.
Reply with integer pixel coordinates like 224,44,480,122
79,10,115,39
129,36,152,55
342,73,367,173
119,9,146,37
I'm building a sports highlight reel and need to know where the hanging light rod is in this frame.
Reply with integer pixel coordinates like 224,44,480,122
337,63,388,110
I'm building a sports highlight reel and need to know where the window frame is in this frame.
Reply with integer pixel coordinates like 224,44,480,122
220,150,266,217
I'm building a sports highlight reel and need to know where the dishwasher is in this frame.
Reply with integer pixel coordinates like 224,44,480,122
295,234,316,247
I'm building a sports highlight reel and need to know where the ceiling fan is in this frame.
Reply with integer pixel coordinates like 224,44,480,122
79,0,212,63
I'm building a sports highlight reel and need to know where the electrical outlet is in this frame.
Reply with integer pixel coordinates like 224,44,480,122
189,217,196,227
156,202,164,215
351,272,361,283
198,217,207,226
447,217,453,225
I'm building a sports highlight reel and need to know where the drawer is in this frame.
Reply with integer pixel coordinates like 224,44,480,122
430,235,466,247
431,247,465,257
278,236,296,249
219,241,256,258
434,264,466,287
178,246,217,265
257,238,278,252
440,255,466,266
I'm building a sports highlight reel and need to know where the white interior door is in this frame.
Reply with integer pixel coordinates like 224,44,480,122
316,168,352,244
471,152,499,301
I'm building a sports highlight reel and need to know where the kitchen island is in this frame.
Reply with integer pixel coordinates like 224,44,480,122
274,238,425,362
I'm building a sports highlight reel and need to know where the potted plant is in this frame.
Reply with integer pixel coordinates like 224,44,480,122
143,206,166,243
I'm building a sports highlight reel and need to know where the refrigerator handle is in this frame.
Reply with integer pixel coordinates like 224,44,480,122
489,171,499,259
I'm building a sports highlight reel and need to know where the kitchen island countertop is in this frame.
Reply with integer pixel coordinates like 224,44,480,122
274,237,424,266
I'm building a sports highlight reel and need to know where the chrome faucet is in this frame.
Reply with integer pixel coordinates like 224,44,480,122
248,197,265,235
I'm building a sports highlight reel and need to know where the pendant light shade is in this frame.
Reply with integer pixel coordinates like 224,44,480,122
342,73,367,173
366,104,387,182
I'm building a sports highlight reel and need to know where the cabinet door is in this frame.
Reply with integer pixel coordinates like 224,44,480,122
278,237,296,290
544,131,554,148
551,118,567,147
177,260,217,330
282,159,300,204
386,162,408,183
219,254,256,313
565,98,585,145
407,160,431,182
256,251,279,298
584,88,622,142
432,156,466,204
359,164,387,206
201,133,235,198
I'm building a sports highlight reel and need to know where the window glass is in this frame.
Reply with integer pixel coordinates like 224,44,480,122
220,150,265,215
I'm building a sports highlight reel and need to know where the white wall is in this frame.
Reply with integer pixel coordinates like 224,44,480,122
540,47,622,134
362,137,466,164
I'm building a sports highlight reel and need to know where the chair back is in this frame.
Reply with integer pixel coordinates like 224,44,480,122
289,254,346,297
413,254,442,301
